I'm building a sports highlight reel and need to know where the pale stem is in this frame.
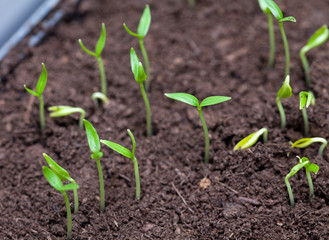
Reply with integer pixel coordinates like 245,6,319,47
302,108,309,137
97,56,107,96
267,13,275,67
62,191,72,240
198,107,209,165
95,157,105,212
39,96,45,136
132,156,141,199
279,21,290,77
285,176,295,208
305,169,314,201
276,97,286,129
300,49,311,89
139,83,152,137
139,38,150,91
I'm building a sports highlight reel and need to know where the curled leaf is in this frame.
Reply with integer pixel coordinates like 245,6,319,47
130,48,147,83
234,128,268,150
299,91,314,110
302,25,329,53
279,16,296,23
277,75,292,99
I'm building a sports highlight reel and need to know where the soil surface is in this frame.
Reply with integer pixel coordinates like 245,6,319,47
1,0,329,239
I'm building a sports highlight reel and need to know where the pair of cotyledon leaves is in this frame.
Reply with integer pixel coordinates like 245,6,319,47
24,63,47,98
277,75,292,99
287,156,319,179
291,137,327,149
258,0,296,23
123,5,151,40
302,25,329,53
48,106,85,118
299,91,315,110
130,48,147,83
79,23,106,58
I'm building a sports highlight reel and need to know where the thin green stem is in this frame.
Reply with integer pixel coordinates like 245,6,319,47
62,191,72,240
302,108,309,137
305,169,314,201
300,49,311,88
71,180,79,213
78,110,85,129
262,128,268,143
95,157,105,212
198,107,209,165
132,156,141,199
97,57,107,96
279,22,290,77
139,39,150,91
139,83,152,137
39,96,45,136
267,13,275,67
276,97,286,129
318,141,327,156
285,176,294,207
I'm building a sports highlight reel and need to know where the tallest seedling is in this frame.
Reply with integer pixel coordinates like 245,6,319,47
264,0,296,76
124,5,151,91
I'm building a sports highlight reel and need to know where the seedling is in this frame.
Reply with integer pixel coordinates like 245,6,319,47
91,92,109,108
49,106,85,129
258,0,275,67
101,129,141,199
276,75,292,128
24,63,47,136
290,137,327,156
79,23,107,96
299,91,315,136
165,93,231,165
300,25,329,88
234,128,268,150
83,119,105,212
42,166,79,240
43,153,79,213
264,0,296,76
124,5,151,91
130,48,152,137
285,156,319,207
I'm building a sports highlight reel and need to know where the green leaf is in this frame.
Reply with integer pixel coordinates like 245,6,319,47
95,23,106,57
42,166,64,191
200,96,231,107
234,128,268,150
264,0,283,20
164,93,199,107
60,183,80,191
291,138,313,148
130,48,147,83
43,153,72,181
303,25,329,53
48,106,84,117
299,91,314,110
123,23,142,38
127,129,136,156
137,5,151,37
35,63,47,96
78,39,97,57
24,85,39,97
279,16,296,23
307,164,319,174
277,75,292,99
100,140,132,159
258,0,271,14
83,119,101,153
287,161,309,178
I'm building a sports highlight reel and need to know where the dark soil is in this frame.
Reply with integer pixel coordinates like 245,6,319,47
1,0,329,239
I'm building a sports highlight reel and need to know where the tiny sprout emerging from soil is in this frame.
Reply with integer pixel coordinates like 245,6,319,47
299,91,315,137
91,92,109,108
130,48,152,137
83,119,105,212
24,63,47,136
79,23,107,96
124,5,151,91
48,106,85,129
42,166,79,240
101,129,141,200
291,137,327,156
264,0,296,76
258,0,275,67
285,156,319,207
300,25,329,88
276,75,292,129
164,93,231,165
43,153,79,214
234,128,268,150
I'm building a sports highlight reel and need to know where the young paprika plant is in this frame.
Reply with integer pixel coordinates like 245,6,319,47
234,128,268,150
124,5,151,91
24,63,47,136
299,91,315,136
48,106,85,129
101,129,141,200
291,137,327,156
276,75,292,129
165,93,231,165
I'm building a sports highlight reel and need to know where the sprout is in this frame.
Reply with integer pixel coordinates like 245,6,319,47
291,137,327,156
42,166,79,240
234,128,268,150
258,0,275,67
101,129,141,200
124,5,151,91
24,63,47,136
83,119,105,212
285,156,319,207
48,106,85,129
300,25,329,88
264,0,296,76
299,91,315,136
79,23,107,96
164,93,231,165
130,48,152,137
276,75,292,129
43,153,79,214
91,92,109,108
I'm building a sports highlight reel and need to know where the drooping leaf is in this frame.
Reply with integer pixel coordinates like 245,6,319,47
137,5,151,37
60,183,80,191
291,138,313,148
287,160,309,178
164,93,199,107
42,166,64,191
234,128,268,150
83,119,101,153
48,106,83,117
127,129,136,156
35,63,47,96
24,85,39,97
307,164,319,174
43,153,72,181
200,96,231,107
100,140,132,159
303,25,329,53
299,91,314,110
123,23,142,38
78,39,97,57
264,0,283,20
95,23,106,57
277,75,292,99
130,48,147,83
279,16,296,23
